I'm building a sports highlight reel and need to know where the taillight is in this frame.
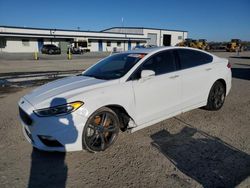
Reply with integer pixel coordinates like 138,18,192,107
227,62,231,69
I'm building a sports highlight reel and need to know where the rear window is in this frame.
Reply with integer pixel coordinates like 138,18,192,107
177,49,213,69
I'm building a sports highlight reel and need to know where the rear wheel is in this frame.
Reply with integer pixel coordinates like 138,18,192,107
82,107,120,152
205,81,226,111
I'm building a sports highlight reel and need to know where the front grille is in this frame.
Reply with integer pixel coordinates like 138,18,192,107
19,107,33,126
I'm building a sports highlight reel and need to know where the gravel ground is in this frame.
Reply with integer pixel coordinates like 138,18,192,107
0,51,249,188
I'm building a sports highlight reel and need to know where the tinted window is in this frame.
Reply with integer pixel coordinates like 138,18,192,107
131,50,176,80
177,49,213,69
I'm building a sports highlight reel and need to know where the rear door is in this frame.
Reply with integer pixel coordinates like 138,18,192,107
130,50,181,125
176,49,213,110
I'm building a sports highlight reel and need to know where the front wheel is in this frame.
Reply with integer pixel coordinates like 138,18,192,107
205,81,226,111
82,107,120,152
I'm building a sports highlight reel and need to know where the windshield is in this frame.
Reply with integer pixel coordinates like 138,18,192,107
83,53,146,80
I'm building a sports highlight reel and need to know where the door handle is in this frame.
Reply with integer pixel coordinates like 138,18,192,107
169,75,179,79
205,68,212,71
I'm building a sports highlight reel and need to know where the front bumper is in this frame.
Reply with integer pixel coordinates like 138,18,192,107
18,98,88,152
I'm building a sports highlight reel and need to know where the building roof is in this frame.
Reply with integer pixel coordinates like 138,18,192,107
0,25,148,41
0,25,112,34
102,26,188,33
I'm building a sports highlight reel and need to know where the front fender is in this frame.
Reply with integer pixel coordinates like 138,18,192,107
74,81,135,122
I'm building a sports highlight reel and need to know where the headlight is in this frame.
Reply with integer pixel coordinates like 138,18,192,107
34,101,84,117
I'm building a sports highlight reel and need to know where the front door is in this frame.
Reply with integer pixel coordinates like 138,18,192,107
131,50,181,125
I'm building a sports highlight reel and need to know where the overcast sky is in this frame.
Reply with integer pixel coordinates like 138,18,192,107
0,0,249,41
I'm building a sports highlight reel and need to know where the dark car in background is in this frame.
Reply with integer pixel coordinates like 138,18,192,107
41,44,61,54
67,47,83,54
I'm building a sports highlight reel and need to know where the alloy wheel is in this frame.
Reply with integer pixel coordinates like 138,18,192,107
84,111,119,152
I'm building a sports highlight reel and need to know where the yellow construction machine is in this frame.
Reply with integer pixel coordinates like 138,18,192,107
177,38,210,50
226,39,244,52
177,38,197,48
195,39,210,50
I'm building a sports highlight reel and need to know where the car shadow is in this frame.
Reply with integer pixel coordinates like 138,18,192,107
231,68,250,80
150,121,250,187
28,97,78,188
28,149,67,188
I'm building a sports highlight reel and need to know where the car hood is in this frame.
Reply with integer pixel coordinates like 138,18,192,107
23,76,112,109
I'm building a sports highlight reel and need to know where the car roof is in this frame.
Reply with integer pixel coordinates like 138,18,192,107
128,46,214,55
119,46,219,83
126,46,167,54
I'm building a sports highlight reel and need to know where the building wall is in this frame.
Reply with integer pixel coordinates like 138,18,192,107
143,29,187,46
1,38,38,53
87,40,145,52
88,40,99,51
0,38,65,53
104,27,188,46
160,30,187,46
99,40,124,52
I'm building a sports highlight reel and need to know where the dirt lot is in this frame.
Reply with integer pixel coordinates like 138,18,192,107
0,51,250,188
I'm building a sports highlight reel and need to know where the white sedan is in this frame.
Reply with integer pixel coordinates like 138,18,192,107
18,47,232,152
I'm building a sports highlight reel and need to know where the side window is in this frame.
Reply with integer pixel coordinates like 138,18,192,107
131,50,176,80
161,50,177,74
177,49,213,69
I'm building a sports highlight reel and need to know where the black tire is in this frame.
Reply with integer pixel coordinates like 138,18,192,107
205,81,226,111
82,107,120,152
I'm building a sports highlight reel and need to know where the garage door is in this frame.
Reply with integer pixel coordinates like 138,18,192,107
147,33,157,45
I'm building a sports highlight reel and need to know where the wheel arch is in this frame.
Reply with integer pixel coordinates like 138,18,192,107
205,78,227,104
105,104,134,131
205,78,227,111
215,78,227,92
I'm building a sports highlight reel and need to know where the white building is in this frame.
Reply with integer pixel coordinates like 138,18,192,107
103,27,188,47
0,26,187,53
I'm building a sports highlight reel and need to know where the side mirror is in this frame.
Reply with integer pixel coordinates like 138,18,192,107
140,70,155,79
